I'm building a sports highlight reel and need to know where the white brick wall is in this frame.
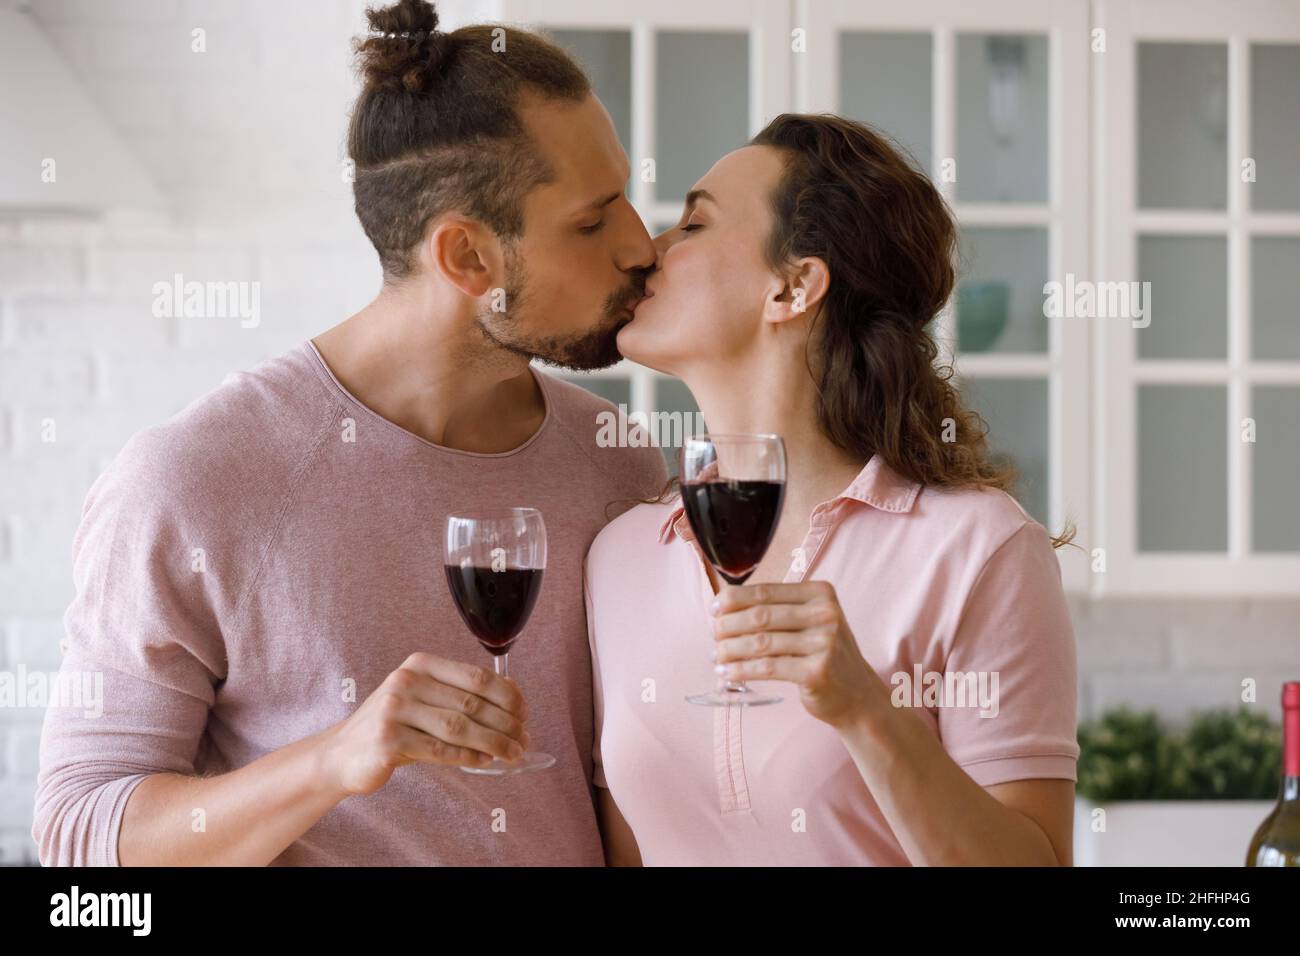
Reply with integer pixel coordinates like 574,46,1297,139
1,0,1295,867
0,0,381,864
1067,597,1300,723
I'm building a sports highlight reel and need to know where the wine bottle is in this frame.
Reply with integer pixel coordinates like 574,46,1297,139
1246,681,1300,866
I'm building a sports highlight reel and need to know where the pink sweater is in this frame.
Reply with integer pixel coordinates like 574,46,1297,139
32,340,666,866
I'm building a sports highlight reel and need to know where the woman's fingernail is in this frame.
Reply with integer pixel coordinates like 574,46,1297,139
714,664,727,675
709,598,720,615
709,647,718,662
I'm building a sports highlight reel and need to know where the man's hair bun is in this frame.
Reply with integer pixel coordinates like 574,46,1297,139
354,0,444,94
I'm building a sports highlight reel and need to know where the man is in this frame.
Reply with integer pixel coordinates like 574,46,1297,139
32,4,665,866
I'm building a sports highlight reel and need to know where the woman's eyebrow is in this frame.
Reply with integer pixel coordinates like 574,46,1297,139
684,188,718,210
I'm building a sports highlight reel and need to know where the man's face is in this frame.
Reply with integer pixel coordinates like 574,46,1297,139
475,92,656,371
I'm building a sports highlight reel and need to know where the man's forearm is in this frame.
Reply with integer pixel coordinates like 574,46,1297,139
118,729,348,866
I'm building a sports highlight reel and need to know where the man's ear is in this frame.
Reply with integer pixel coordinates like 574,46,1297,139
425,217,500,298
763,255,830,324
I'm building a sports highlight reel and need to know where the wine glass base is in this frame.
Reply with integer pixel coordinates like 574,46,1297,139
686,687,783,707
459,751,556,775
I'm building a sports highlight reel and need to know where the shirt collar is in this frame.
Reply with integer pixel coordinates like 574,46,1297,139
657,453,922,544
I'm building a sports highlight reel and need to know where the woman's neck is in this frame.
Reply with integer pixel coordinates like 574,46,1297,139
679,350,868,524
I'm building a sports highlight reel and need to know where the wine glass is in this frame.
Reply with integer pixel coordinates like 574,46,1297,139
680,434,787,707
444,508,555,774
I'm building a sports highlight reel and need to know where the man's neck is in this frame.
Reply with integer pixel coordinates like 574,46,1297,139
312,285,546,454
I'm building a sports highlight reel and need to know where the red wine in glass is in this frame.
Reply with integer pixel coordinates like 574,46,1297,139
443,565,544,654
680,480,786,585
444,508,555,775
680,434,787,707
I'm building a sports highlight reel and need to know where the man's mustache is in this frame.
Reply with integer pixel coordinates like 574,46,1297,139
608,268,653,315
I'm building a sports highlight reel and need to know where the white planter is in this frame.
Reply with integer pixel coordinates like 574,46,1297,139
1074,798,1276,866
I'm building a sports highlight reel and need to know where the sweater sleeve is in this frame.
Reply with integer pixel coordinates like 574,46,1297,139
32,431,229,866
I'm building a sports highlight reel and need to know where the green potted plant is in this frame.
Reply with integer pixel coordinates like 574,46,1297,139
1073,707,1280,866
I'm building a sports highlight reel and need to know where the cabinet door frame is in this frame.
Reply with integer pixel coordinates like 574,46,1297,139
799,0,1093,592
1095,0,1300,594
489,0,1300,597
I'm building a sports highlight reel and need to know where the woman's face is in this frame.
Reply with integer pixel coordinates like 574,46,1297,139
616,145,789,376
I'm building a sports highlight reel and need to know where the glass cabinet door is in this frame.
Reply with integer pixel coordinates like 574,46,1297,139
1099,0,1300,593
806,1,1089,558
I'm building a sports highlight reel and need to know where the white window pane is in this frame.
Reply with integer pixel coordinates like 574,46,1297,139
1137,385,1227,552
547,29,632,157
839,32,932,174
956,34,1048,203
961,377,1049,524
1137,235,1227,360
1138,43,1227,211
1250,44,1300,212
655,32,749,202
956,227,1049,354
1251,236,1300,360
1252,386,1300,552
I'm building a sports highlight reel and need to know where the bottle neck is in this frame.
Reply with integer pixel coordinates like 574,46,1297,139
1282,701,1300,801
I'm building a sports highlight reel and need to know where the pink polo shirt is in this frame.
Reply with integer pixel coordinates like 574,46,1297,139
584,454,1079,866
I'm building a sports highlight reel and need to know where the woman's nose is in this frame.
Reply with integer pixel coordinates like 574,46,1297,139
652,227,674,262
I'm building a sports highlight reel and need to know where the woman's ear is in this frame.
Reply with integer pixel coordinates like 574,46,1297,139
425,217,499,298
764,255,830,324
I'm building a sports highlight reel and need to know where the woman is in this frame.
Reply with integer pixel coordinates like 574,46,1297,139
584,113,1080,866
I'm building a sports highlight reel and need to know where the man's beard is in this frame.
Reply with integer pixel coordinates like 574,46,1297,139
474,243,641,371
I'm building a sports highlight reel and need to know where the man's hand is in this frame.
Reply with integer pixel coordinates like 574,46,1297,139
319,652,532,796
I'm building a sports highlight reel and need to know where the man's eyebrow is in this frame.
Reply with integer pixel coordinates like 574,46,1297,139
684,188,718,210
577,191,623,214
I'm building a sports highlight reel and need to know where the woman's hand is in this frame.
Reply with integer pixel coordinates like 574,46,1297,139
710,581,888,729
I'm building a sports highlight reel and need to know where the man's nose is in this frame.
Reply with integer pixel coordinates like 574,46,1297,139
617,202,657,273
651,227,673,262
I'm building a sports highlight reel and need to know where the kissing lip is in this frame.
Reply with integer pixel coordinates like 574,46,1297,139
627,289,656,314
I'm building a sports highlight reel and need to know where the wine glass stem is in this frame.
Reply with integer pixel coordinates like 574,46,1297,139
715,582,749,694
495,651,509,680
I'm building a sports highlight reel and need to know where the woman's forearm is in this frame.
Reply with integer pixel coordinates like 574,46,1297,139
838,696,1063,866
118,730,349,866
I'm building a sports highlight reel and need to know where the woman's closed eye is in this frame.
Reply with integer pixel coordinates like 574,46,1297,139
681,222,704,233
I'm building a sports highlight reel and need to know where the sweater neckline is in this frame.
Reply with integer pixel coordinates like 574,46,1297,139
302,338,553,460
